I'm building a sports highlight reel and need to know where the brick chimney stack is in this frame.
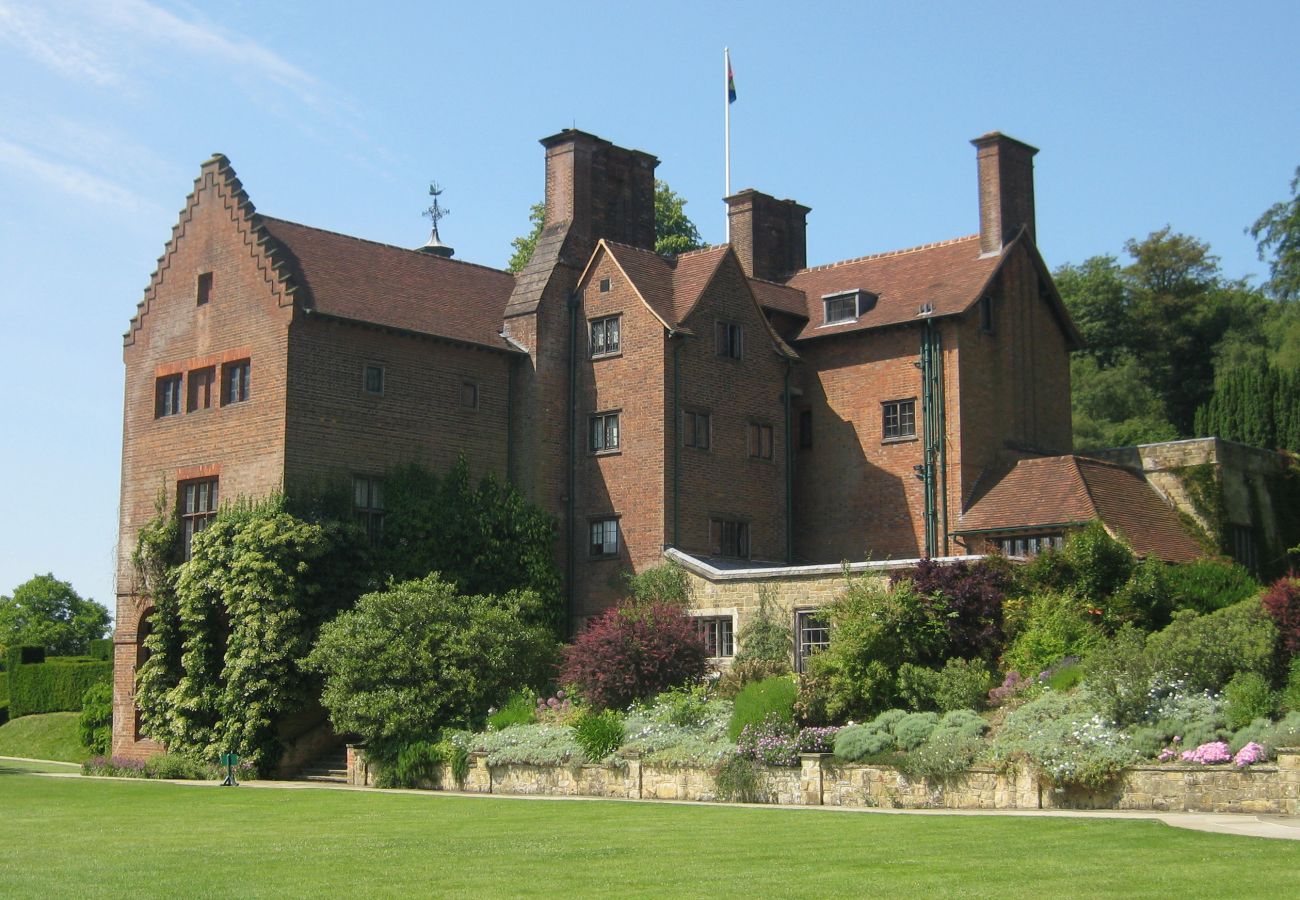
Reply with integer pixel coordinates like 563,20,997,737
726,189,811,282
971,132,1039,256
539,130,657,258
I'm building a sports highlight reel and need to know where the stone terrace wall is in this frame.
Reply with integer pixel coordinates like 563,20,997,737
347,747,1300,816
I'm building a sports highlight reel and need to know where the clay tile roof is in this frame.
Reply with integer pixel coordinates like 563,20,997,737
784,234,1001,340
956,455,1203,563
749,278,808,318
668,246,729,324
602,241,677,326
258,216,518,351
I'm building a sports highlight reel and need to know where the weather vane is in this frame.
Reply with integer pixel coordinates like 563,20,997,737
418,181,454,257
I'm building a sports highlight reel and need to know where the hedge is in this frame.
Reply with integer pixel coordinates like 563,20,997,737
87,639,113,662
6,646,111,719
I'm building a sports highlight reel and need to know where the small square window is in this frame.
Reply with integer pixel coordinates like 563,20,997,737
222,360,250,405
710,517,749,559
353,475,384,545
715,321,744,359
196,272,213,306
461,380,478,409
363,364,384,395
590,316,621,357
684,410,711,450
590,518,619,558
590,411,620,453
882,399,916,441
155,374,182,418
695,616,735,658
748,422,773,460
599,277,611,293
187,367,215,412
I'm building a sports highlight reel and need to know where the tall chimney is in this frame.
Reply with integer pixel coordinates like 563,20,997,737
726,189,811,281
539,129,657,258
971,132,1038,256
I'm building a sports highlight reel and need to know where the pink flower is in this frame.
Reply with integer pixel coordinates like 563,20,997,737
1233,742,1267,767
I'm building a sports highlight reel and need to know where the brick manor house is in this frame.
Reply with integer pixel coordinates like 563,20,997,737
113,128,1206,759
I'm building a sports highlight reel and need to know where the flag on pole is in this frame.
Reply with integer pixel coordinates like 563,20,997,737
727,52,737,103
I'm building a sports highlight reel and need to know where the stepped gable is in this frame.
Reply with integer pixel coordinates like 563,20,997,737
784,233,1002,340
958,455,1202,562
258,217,518,352
126,153,301,347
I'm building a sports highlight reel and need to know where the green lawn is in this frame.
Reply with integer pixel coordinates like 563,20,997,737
0,771,1294,897
0,712,88,763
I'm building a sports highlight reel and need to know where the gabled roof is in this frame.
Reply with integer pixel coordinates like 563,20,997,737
955,455,1203,563
749,278,808,318
259,217,518,352
595,241,797,359
784,234,1001,340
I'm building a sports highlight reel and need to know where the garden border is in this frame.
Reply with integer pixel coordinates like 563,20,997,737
347,746,1300,815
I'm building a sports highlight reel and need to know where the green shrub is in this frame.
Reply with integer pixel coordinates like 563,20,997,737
385,740,446,788
872,709,909,732
469,724,581,766
653,684,713,728
991,691,1138,789
732,589,791,667
1145,599,1278,691
832,723,893,762
933,709,989,741
144,752,219,780
899,657,995,714
1223,672,1277,730
728,676,796,742
892,712,939,750
1282,657,1300,713
1062,523,1136,606
715,754,764,803
615,694,732,768
7,655,111,718
1082,626,1154,727
807,578,946,721
625,562,690,606
78,683,113,755
488,690,538,731
1109,557,1174,630
896,728,984,783
86,639,113,661
896,663,941,712
716,658,790,700
308,574,558,759
1164,558,1261,614
1002,592,1103,678
571,709,625,761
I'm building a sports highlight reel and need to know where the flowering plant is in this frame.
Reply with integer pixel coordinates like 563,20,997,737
735,715,799,767
1233,741,1268,767
1179,741,1231,765
795,726,840,754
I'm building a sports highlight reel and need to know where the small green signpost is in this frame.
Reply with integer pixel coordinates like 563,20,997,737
219,752,240,787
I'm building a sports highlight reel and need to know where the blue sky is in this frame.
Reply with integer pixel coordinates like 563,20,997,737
1,0,1297,617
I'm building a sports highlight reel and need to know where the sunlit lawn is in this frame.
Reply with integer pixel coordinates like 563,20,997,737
0,764,1293,898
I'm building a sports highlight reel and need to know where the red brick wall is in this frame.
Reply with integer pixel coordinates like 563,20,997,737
571,253,669,616
951,243,1073,517
115,166,292,758
283,317,512,488
792,324,935,561
672,255,790,566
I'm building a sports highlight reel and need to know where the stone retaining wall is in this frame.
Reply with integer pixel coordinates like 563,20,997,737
346,746,1300,816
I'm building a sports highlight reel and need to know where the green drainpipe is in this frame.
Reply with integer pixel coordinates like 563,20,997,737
919,320,947,557
566,290,579,636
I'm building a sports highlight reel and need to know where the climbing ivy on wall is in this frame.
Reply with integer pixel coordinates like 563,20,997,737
1171,463,1230,555
131,458,561,773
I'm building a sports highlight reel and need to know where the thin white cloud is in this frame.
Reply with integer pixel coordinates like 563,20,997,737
0,137,161,214
0,1,122,86
0,0,322,109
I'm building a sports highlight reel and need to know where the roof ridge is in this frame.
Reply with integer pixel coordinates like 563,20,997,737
259,215,514,279
796,234,981,274
676,243,728,259
748,274,802,290
1069,455,1102,520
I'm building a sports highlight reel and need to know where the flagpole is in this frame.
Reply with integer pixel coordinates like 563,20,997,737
724,47,731,242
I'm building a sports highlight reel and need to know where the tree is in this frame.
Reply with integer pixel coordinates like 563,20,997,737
1053,256,1130,368
1071,354,1178,449
506,180,704,273
1250,165,1300,302
0,574,109,656
307,575,558,754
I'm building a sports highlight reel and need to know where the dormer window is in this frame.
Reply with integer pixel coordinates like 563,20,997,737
823,289,874,325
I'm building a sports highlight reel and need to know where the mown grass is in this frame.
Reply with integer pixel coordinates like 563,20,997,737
0,770,1294,898
0,712,87,762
